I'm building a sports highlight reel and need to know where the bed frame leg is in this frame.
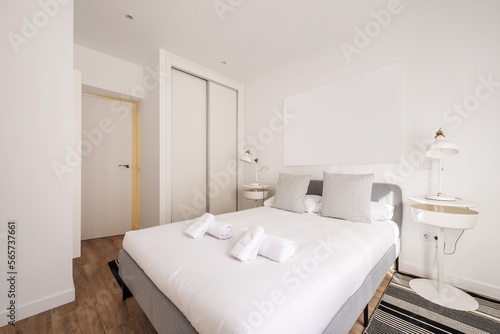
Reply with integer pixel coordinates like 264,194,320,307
108,260,134,301
363,304,369,326
122,285,133,301
395,257,400,272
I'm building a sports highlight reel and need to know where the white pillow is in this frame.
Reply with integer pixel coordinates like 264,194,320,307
304,195,322,213
271,174,311,213
370,202,395,221
265,195,322,213
266,191,393,220
263,197,274,207
320,172,374,223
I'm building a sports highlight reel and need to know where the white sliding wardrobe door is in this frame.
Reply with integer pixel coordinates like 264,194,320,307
208,82,238,215
171,69,207,222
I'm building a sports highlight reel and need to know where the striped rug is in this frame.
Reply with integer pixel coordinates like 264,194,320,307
364,273,500,334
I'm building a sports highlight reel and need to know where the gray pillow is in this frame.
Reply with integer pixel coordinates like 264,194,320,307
320,172,374,223
272,173,312,213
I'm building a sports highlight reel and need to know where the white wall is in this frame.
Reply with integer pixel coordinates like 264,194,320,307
139,50,165,228
243,0,500,299
73,69,82,258
0,0,75,325
74,44,144,99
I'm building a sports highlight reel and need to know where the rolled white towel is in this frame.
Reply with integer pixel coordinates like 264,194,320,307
184,213,215,239
207,221,235,240
258,234,297,263
230,225,266,262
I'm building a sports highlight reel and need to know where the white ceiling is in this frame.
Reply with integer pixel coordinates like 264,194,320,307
74,0,351,82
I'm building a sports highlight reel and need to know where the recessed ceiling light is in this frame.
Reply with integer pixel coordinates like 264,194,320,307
124,14,134,21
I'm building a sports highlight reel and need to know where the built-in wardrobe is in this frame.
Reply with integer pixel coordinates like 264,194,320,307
171,68,238,223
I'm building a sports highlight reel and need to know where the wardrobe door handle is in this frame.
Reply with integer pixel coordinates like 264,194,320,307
119,164,130,169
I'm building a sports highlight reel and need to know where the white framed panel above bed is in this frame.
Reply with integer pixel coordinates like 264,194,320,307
283,62,401,166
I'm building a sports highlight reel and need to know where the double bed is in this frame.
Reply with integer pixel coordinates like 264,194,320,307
119,180,403,333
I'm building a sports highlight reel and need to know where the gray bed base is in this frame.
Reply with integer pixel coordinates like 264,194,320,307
119,181,402,334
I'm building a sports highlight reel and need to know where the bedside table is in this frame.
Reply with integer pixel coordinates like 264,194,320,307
408,197,479,311
243,184,269,207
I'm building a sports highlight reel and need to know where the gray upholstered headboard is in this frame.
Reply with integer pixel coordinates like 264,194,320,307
306,180,403,232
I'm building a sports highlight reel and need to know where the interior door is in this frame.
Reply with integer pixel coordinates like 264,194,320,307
81,95,133,239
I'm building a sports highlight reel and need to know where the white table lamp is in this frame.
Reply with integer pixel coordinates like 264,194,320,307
425,129,459,201
239,149,265,187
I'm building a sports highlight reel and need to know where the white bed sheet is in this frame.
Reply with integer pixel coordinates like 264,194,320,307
123,207,399,334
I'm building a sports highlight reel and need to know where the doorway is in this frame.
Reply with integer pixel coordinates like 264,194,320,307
81,94,139,240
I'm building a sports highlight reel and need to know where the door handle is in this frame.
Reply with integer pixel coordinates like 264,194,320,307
119,164,130,169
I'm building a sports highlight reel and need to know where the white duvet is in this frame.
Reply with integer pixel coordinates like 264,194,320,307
123,207,399,334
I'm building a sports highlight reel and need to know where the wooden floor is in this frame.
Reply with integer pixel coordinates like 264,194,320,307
0,235,393,334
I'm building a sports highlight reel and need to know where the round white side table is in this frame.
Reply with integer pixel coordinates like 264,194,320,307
408,197,479,311
243,184,269,207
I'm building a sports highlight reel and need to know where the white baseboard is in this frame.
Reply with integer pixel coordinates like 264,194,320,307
400,261,500,300
0,287,75,327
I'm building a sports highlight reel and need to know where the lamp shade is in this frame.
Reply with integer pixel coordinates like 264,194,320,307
239,150,252,163
425,131,459,158
424,129,459,201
